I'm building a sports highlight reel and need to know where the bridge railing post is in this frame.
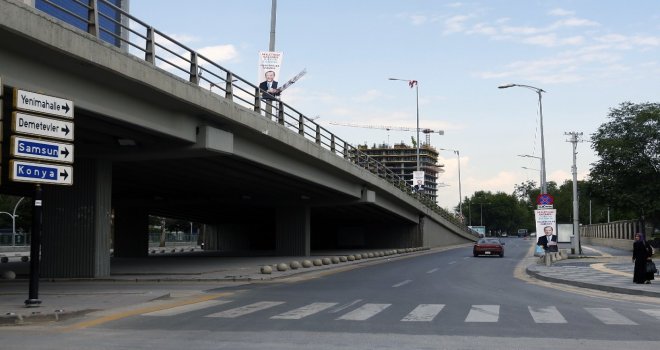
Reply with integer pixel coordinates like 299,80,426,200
254,88,261,113
298,114,305,136
225,72,233,99
315,124,321,145
277,102,285,125
330,135,336,153
87,0,99,38
145,26,155,64
189,51,200,84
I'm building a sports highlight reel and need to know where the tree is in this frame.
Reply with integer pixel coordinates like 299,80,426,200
590,102,660,231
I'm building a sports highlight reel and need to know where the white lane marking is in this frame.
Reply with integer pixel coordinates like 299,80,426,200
401,304,445,322
426,268,439,274
528,306,567,324
205,301,284,318
448,261,456,265
585,308,637,325
392,280,413,288
465,305,499,322
328,299,362,314
337,303,391,321
142,300,231,317
640,309,660,320
271,302,338,320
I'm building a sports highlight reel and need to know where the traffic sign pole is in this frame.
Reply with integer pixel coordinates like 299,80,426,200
25,185,43,307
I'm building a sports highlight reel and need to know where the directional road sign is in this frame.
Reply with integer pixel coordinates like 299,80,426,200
10,136,74,164
13,89,74,119
12,112,74,141
9,159,73,185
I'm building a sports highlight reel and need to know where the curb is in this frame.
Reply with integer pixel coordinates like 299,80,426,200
0,309,93,326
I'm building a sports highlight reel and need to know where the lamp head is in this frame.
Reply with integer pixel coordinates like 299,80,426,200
498,84,516,89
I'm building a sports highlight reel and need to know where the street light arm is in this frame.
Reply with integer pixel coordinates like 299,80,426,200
498,83,546,93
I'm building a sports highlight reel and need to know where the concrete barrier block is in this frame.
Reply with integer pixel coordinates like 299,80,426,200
302,260,313,268
367,253,374,258
321,258,331,265
260,265,272,274
1,270,16,279
289,261,301,269
313,259,323,266
544,254,552,266
339,256,348,262
354,254,362,260
347,255,355,261
277,263,288,271
331,257,340,264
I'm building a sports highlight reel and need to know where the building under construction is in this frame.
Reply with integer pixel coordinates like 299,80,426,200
357,142,443,202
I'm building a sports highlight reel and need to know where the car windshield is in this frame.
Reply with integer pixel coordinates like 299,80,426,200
478,238,501,244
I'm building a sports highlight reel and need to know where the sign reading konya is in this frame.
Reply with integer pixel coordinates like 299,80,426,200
9,159,73,185
13,89,74,119
12,112,74,141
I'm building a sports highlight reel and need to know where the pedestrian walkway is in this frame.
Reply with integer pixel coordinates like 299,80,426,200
526,245,660,298
81,299,660,326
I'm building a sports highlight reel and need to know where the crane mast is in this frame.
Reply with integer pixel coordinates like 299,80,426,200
328,122,444,145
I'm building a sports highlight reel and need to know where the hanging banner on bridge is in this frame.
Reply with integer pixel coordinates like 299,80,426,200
10,135,74,164
413,171,425,192
258,51,283,93
9,159,73,185
13,89,74,119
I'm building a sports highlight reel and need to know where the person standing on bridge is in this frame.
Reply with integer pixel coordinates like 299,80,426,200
633,233,654,284
259,70,281,100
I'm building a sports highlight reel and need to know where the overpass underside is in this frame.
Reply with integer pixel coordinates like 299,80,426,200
0,0,472,278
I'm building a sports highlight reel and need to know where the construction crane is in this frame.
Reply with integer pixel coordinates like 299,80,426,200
329,122,444,146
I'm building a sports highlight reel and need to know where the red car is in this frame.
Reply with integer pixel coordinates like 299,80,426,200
473,238,505,257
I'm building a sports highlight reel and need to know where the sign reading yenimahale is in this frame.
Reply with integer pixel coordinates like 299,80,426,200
13,89,74,119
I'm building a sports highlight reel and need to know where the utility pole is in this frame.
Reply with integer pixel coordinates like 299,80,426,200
566,131,583,254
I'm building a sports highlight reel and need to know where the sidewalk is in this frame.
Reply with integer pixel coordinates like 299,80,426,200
0,247,432,326
526,245,660,298
1,244,658,326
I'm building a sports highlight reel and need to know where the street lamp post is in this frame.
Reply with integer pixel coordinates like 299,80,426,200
0,197,25,246
499,84,547,194
439,148,462,218
389,78,420,171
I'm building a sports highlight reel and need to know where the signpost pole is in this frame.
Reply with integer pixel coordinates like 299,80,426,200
25,185,42,306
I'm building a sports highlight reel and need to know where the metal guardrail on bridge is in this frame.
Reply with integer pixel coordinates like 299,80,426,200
36,0,475,236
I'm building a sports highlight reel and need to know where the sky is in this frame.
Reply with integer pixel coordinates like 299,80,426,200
129,1,660,212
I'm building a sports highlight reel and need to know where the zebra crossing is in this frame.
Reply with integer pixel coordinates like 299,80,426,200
138,299,660,326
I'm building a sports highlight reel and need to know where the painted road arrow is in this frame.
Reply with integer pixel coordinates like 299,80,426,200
10,136,74,164
9,159,73,186
13,89,74,119
12,112,74,141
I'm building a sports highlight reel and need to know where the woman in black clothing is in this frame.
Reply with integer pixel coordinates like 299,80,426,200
632,233,652,284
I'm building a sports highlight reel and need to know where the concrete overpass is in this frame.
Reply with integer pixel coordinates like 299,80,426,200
0,0,476,277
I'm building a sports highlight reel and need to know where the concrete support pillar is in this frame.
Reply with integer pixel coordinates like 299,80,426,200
113,206,149,257
41,159,112,278
276,206,310,256
202,224,219,251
